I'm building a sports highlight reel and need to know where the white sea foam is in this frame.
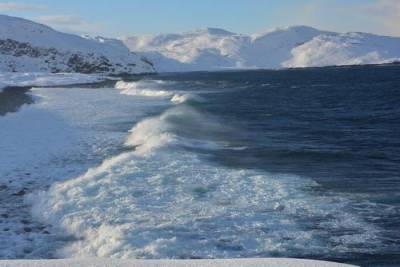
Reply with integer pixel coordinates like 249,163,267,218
115,80,207,106
170,93,205,104
115,80,173,97
29,147,381,259
127,101,240,156
0,84,169,259
5,77,382,260
125,115,174,155
28,100,383,259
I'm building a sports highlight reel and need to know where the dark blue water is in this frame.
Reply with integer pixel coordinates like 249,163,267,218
151,65,400,266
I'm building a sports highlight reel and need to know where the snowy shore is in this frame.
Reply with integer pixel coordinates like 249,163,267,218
0,72,107,93
0,258,357,267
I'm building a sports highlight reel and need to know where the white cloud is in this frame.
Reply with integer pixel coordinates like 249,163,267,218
0,2,46,11
362,0,400,36
34,15,103,35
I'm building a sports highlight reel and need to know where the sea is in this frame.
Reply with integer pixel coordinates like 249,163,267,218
0,64,399,266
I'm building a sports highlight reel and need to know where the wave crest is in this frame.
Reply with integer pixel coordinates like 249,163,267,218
115,80,173,97
29,146,381,259
171,93,205,104
125,104,226,155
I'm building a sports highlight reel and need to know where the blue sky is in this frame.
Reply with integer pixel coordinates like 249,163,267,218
0,0,399,37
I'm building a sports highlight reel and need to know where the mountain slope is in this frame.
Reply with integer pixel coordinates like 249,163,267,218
243,26,326,68
283,32,400,68
0,15,154,74
123,28,250,71
123,26,400,72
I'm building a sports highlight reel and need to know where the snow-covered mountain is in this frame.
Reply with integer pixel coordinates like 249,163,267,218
123,28,250,72
123,26,400,72
0,15,154,74
2,14,398,74
283,32,400,68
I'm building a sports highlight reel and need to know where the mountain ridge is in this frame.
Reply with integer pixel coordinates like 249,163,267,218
1,14,399,74
122,26,400,72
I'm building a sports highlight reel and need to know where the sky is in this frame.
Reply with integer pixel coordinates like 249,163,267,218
0,0,399,37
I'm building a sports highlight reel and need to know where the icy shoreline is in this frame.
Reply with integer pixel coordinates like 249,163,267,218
0,258,357,267
0,72,108,93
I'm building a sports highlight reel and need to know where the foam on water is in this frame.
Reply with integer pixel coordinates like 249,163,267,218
0,66,396,265
125,107,228,155
28,88,384,259
115,80,207,106
0,84,170,259
170,93,205,104
115,80,173,97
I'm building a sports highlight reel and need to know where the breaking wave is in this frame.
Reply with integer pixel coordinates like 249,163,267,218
27,78,384,260
115,80,205,106
171,93,205,104
115,80,173,97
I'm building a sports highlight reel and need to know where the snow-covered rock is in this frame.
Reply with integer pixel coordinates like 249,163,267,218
0,15,154,74
122,26,400,72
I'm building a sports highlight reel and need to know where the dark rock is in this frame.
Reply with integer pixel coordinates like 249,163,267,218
0,38,151,74
23,248,32,254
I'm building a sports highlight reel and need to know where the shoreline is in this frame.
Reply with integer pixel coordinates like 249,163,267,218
0,78,121,116
0,258,357,267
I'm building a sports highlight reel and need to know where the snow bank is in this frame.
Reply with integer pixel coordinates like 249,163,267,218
0,258,357,267
0,72,105,92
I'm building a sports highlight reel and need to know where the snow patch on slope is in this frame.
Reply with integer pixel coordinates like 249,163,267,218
123,27,249,71
283,32,400,67
243,26,325,68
